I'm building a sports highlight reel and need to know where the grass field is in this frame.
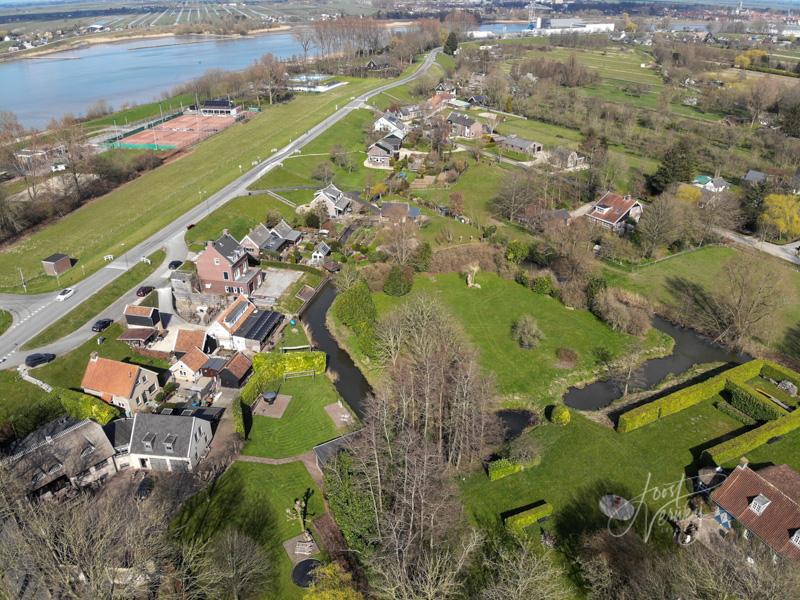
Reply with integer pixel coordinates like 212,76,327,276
344,272,669,404
22,249,166,349
604,245,800,351
0,310,11,336
0,370,58,441
242,374,349,459
0,78,391,294
184,195,298,250
35,323,169,390
175,461,325,600
460,400,743,533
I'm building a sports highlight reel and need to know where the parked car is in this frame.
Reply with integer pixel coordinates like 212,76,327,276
186,223,195,230
135,477,154,501
25,353,55,368
56,288,74,301
91,318,113,332
136,286,154,297
168,260,183,270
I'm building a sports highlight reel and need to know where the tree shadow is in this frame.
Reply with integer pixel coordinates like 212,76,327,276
663,276,721,332
778,325,800,365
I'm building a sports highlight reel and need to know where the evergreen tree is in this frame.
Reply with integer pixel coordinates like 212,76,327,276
383,265,413,296
413,241,432,272
444,32,458,56
647,139,695,194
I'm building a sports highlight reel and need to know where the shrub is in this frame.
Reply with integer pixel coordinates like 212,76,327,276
413,242,432,272
361,263,392,292
725,379,787,422
551,405,571,425
232,397,245,437
713,400,757,427
152,382,178,405
383,265,413,296
512,315,542,349
504,502,553,535
505,240,529,264
591,287,651,336
488,458,522,481
560,280,587,309
54,388,118,424
556,347,578,368
530,274,556,295
252,351,326,381
704,409,800,465
515,270,530,287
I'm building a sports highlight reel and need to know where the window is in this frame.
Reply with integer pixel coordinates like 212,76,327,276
223,271,229,280
164,434,176,453
143,432,155,451
81,444,95,458
749,494,771,515
225,286,233,293
213,258,220,266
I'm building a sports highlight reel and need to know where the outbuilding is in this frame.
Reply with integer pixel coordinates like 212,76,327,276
41,253,72,276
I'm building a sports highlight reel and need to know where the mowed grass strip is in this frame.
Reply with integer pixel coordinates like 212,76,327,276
0,310,11,336
22,249,166,350
0,78,386,294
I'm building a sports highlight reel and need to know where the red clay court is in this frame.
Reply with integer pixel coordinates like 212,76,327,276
115,114,237,150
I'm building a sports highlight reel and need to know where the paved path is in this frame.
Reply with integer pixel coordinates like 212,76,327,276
237,451,324,487
716,228,800,266
0,49,440,367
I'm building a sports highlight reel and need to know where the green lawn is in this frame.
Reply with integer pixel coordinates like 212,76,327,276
279,323,311,349
0,370,60,443
461,401,744,533
0,78,389,294
22,249,166,350
243,374,349,459
175,461,325,600
276,271,323,315
350,272,670,404
35,323,169,390
0,310,11,336
184,195,299,250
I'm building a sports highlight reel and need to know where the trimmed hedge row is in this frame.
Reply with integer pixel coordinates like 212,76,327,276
725,379,787,422
713,400,756,427
761,362,800,391
618,360,765,433
505,502,553,535
54,388,119,424
704,409,800,466
252,351,326,382
488,458,522,481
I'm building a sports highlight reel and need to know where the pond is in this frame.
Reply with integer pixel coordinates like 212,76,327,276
563,317,748,411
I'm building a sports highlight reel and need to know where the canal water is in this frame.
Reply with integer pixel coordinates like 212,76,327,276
563,317,747,411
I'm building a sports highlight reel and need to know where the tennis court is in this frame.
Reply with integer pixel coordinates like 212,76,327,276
114,114,237,150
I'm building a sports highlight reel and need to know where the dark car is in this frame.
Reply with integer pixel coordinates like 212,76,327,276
136,286,154,297
25,353,56,368
186,223,195,230
135,477,154,501
168,260,183,270
91,318,113,332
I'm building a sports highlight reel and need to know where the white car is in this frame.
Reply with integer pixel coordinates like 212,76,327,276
56,288,75,301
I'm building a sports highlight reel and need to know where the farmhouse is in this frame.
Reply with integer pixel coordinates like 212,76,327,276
311,184,353,219
207,295,284,353
495,135,543,157
586,192,643,232
712,464,800,562
196,232,264,296
446,112,484,138
127,413,212,472
81,355,160,416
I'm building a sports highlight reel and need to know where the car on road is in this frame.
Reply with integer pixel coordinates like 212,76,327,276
135,477,154,501
91,318,113,332
56,288,75,301
168,260,183,270
136,286,154,297
25,353,55,368
186,223,195,230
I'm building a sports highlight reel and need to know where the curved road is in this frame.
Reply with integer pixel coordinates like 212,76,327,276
0,49,440,367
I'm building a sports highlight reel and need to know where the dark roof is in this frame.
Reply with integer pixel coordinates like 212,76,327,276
447,112,476,128
262,232,288,253
202,98,235,109
380,134,403,150
212,233,246,264
103,417,133,450
129,413,198,458
42,253,68,263
118,327,158,343
201,355,228,372
271,219,301,243
744,169,767,183
235,310,283,342
162,405,224,422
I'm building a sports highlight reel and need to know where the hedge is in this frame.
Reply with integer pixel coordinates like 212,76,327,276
232,396,245,437
504,502,553,535
761,362,800,391
252,351,326,382
54,388,119,425
704,409,800,466
488,458,522,481
713,400,756,427
725,379,787,422
617,360,766,432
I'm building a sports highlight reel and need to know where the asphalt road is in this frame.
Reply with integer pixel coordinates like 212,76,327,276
0,49,440,367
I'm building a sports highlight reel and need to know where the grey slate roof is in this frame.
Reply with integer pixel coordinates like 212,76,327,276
243,223,271,248
271,219,301,243
498,135,541,153
129,413,197,458
42,252,69,263
103,417,134,451
447,112,476,128
318,184,352,211
212,233,246,264
744,169,767,184
711,176,728,188
201,355,228,372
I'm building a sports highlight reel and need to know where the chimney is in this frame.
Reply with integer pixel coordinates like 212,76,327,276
222,228,229,236
90,351,98,361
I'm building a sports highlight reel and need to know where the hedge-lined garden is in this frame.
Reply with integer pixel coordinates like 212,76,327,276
704,409,800,465
724,379,787,422
504,502,553,535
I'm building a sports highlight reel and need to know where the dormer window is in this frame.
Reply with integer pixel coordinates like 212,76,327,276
32,471,44,484
594,205,610,214
81,444,95,458
749,494,771,515
164,434,176,453
48,463,62,475
143,432,155,451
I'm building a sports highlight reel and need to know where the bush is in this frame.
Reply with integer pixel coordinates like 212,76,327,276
512,315,543,349
560,280,588,309
252,351,326,381
333,279,378,357
413,242,432,272
591,287,651,336
504,502,553,535
714,400,757,427
725,379,787,422
232,397,245,437
550,405,571,425
54,388,119,425
488,458,522,481
515,270,530,287
556,347,578,368
704,409,800,465
530,274,555,295
383,265,413,296
152,382,178,405
361,263,392,292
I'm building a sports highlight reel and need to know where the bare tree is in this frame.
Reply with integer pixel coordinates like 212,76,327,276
636,194,680,257
481,541,570,600
384,220,417,265
206,528,271,600
292,27,314,64
255,53,287,105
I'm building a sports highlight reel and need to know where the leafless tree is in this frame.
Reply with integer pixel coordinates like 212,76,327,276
384,220,417,265
205,528,271,600
292,27,315,64
481,541,570,600
254,53,287,105
0,111,46,203
49,115,89,201
637,194,680,257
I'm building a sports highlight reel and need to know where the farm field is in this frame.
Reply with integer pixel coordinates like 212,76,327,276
0,77,390,294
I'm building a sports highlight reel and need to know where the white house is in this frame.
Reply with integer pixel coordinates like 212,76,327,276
311,184,353,219
206,295,284,353
127,413,212,472
169,346,209,384
311,242,331,265
693,175,729,193
373,115,407,138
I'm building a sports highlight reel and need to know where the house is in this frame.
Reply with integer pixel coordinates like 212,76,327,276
495,135,543,157
711,464,800,563
219,352,253,388
467,94,488,106
379,202,422,223
169,346,210,384
103,417,134,471
426,92,454,112
693,175,729,193
373,115,407,138
240,223,273,259
5,417,117,497
365,55,392,71
81,354,160,416
435,81,456,93
311,184,353,219
743,169,768,186
271,219,302,247
395,104,422,121
196,231,264,296
311,242,331,265
240,220,301,258
586,192,643,232
173,329,214,359
367,141,393,167
206,295,284,352
124,304,161,329
127,413,212,472
447,98,471,111
446,112,484,138
41,253,71,276
550,148,586,170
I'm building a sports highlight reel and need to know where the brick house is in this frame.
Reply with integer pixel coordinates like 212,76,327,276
446,112,484,138
81,354,161,416
196,231,264,296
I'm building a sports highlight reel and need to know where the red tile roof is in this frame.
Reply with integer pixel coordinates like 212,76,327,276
124,304,156,318
712,464,800,562
588,192,640,226
178,347,209,373
174,329,206,355
81,356,140,399
224,352,252,379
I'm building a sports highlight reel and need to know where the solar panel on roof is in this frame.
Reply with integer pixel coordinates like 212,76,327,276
225,302,248,326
